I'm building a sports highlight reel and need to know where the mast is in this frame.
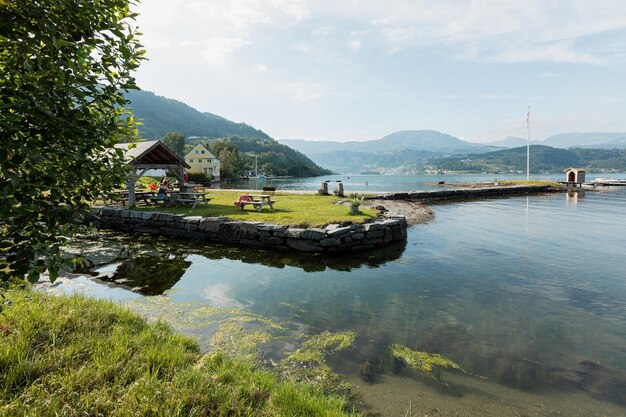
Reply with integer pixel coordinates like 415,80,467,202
526,106,530,181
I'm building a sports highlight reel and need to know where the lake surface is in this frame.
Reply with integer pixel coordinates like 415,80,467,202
55,176,626,416
224,172,571,192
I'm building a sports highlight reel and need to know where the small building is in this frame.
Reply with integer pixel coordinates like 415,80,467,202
184,144,220,180
114,140,190,206
565,168,586,184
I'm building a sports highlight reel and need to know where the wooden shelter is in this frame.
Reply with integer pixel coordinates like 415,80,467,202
565,167,586,184
116,140,190,206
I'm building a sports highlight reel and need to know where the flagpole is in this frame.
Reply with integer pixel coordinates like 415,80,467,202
526,106,530,181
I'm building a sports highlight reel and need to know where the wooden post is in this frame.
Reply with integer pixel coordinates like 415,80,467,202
127,173,136,206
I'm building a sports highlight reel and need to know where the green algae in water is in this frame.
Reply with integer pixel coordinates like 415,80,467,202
390,344,465,386
210,322,272,363
280,331,356,393
125,296,285,357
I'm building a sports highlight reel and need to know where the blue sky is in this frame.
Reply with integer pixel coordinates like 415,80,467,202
133,0,626,143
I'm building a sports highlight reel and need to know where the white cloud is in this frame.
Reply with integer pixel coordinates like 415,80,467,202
191,37,251,66
135,0,311,65
253,63,269,72
315,0,626,64
282,82,323,102
347,40,362,53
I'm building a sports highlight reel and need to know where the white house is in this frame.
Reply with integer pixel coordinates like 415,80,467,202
184,144,220,180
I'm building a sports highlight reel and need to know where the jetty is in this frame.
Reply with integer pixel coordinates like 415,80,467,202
363,185,555,203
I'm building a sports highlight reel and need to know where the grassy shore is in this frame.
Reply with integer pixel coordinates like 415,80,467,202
136,191,377,228
0,289,359,417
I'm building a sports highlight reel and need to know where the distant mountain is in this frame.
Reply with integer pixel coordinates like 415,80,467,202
280,130,492,173
484,136,533,148
280,130,483,155
307,149,440,174
543,132,626,149
428,145,626,173
125,90,270,140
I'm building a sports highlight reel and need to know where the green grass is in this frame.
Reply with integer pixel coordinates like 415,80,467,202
495,179,562,187
136,191,376,228
0,289,359,417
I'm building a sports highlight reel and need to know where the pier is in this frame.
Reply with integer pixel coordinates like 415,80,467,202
363,185,555,203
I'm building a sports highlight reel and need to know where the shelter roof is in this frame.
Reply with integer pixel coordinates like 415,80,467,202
564,167,586,172
115,141,190,168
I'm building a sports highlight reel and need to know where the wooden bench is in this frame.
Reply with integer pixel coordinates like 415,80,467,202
150,195,171,206
236,200,277,212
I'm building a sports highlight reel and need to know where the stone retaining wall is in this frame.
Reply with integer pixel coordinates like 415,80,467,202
90,208,407,253
364,185,554,202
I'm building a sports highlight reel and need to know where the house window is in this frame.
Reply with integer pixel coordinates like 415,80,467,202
201,150,205,154
198,158,202,163
189,159,193,163
195,150,199,154
207,159,212,163
203,167,208,173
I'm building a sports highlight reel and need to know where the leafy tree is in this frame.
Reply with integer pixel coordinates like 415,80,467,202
0,0,144,282
209,140,241,179
162,131,185,157
261,163,273,175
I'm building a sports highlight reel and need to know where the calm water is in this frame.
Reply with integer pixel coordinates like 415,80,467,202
224,172,572,192
57,176,626,416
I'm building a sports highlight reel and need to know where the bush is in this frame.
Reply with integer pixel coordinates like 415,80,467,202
186,172,214,185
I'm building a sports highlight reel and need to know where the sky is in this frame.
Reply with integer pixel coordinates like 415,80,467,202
132,0,626,143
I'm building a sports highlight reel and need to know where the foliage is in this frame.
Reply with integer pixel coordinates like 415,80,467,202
570,147,626,171
186,172,214,185
125,90,272,140
161,131,185,157
0,289,359,416
209,140,241,179
390,344,464,386
0,0,144,282
348,193,362,207
428,145,626,173
203,136,332,178
135,191,377,228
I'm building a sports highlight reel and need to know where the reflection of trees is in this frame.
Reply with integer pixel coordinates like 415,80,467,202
105,255,191,296
70,231,405,294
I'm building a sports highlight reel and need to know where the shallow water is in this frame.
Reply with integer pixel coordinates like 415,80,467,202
58,180,626,416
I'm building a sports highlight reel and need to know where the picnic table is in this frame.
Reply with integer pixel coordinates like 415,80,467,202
234,194,277,212
170,191,212,209
92,189,154,206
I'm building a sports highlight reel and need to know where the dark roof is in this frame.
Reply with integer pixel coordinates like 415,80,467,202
115,141,190,168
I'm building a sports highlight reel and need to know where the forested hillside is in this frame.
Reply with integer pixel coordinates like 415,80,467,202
427,145,626,173
193,136,333,178
126,90,270,140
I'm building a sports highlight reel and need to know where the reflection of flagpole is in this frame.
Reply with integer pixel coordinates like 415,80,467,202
526,106,530,181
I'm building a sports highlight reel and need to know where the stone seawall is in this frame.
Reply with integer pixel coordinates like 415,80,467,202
91,207,408,253
364,185,554,202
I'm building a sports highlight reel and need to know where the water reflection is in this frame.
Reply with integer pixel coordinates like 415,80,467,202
101,255,192,296
61,187,626,415
65,231,406,295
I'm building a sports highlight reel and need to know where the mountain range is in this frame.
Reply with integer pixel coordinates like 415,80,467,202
280,131,626,173
124,90,626,174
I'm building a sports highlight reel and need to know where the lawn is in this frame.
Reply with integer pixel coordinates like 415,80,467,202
0,289,359,417
136,191,377,228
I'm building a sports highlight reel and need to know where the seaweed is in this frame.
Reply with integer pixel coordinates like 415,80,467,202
390,344,464,386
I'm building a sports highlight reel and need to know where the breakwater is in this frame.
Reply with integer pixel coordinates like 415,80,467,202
364,185,554,202
90,207,407,253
